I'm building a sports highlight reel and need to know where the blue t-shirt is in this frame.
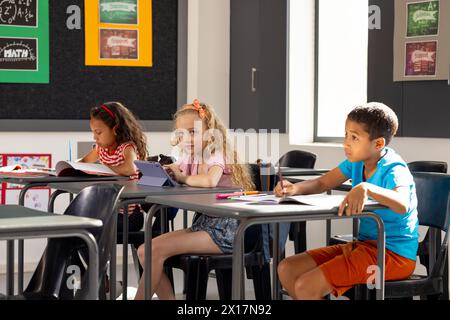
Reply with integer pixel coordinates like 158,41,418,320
338,147,419,260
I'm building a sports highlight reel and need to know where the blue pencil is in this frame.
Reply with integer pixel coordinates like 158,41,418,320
69,141,72,162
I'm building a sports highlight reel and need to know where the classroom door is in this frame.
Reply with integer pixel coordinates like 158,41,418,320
230,0,287,133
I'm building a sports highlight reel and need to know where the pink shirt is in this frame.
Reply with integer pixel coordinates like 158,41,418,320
176,153,233,188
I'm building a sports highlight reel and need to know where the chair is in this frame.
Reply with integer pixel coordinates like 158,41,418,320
407,161,447,174
19,184,123,300
163,163,276,300
354,172,450,300
277,150,317,254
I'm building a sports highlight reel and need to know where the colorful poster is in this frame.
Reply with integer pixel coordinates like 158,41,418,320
85,0,152,67
405,41,437,76
0,0,49,83
393,0,450,82
407,1,439,37
100,28,138,59
100,0,138,25
0,153,51,210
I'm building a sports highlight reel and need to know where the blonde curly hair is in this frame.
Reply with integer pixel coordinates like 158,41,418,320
172,101,255,191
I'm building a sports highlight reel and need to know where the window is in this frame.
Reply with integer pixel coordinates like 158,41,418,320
316,0,369,140
288,0,369,143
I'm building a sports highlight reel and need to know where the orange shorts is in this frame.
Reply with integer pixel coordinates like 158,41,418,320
306,240,416,297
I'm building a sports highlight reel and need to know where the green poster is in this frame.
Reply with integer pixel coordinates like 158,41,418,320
100,0,138,25
0,0,49,83
407,1,439,37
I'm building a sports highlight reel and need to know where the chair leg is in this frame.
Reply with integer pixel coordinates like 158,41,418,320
183,259,200,301
196,257,210,300
130,245,142,282
215,269,232,300
251,264,272,300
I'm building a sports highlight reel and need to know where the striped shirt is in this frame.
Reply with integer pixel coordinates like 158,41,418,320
96,142,140,215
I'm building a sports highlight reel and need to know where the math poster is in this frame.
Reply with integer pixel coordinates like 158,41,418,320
85,0,152,67
393,0,450,82
0,0,49,83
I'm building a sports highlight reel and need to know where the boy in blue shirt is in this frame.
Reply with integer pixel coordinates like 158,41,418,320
276,102,418,299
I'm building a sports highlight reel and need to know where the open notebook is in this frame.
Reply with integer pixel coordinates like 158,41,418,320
231,194,377,207
0,161,118,177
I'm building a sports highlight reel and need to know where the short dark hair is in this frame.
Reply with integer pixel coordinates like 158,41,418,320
347,102,399,145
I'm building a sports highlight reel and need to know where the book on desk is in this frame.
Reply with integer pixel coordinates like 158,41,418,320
0,161,118,177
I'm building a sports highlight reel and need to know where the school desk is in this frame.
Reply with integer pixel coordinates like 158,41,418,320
0,174,128,295
0,205,102,300
47,180,240,300
143,193,386,300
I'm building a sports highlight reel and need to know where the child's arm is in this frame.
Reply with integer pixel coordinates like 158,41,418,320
107,146,139,177
274,167,349,197
78,149,98,163
338,183,409,216
165,164,223,188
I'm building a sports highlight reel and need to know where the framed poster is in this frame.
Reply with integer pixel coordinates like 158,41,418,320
0,0,49,83
394,0,450,82
0,153,51,211
85,0,152,67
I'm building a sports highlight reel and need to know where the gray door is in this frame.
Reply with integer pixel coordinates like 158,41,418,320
230,0,261,130
230,0,287,132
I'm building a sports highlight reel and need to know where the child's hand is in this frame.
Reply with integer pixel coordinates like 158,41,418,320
338,182,369,216
274,180,297,197
164,164,186,183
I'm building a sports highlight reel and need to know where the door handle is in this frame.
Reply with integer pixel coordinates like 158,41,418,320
251,67,257,92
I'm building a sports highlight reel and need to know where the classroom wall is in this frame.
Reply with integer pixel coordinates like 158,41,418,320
1,0,447,274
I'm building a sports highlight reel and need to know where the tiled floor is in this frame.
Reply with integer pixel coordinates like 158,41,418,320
0,259,259,300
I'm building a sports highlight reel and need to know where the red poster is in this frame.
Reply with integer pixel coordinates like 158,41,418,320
405,41,437,76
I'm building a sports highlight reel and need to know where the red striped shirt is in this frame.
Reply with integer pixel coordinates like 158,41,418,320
97,142,140,215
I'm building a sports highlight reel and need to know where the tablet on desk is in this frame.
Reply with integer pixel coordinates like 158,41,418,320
134,160,179,187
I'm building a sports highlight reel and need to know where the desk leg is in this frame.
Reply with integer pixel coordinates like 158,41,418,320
110,211,118,300
78,231,99,300
122,204,129,300
144,204,162,300
183,210,188,229
375,217,385,300
17,185,33,294
272,223,281,300
325,220,331,245
48,190,69,213
161,208,167,234
232,219,248,300
6,241,14,295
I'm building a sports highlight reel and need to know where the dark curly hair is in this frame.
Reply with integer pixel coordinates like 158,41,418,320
347,102,399,145
91,102,148,160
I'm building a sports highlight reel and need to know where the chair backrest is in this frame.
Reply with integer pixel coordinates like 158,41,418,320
25,183,123,299
248,163,277,192
413,172,450,232
408,161,447,174
277,150,317,169
243,164,278,255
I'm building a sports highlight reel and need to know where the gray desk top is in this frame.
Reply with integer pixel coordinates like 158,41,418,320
0,174,128,185
145,193,384,219
48,180,240,200
0,205,102,234
278,167,329,176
